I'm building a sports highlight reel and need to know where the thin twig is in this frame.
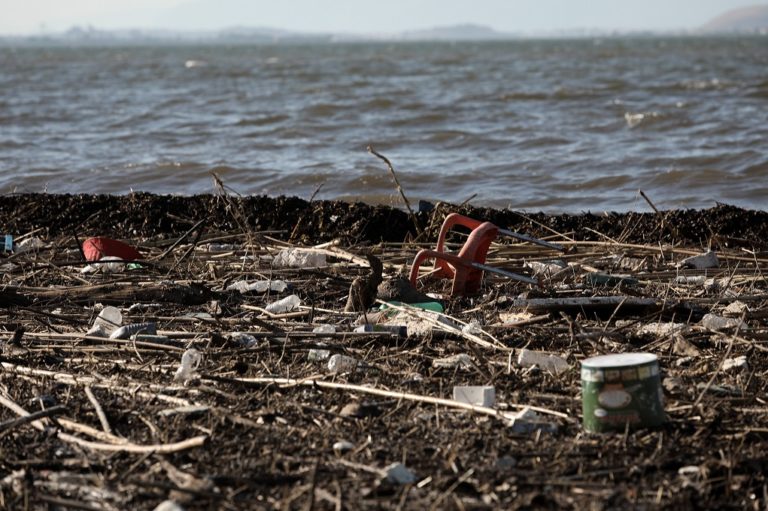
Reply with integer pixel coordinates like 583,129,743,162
367,145,423,238
84,386,113,436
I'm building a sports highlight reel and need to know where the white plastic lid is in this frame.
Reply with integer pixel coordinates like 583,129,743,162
581,352,657,369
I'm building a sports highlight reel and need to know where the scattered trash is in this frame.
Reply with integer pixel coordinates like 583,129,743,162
327,354,360,373
110,322,157,340
353,324,407,336
432,353,472,369
453,386,496,407
173,349,202,384
635,322,687,337
516,349,569,375
525,260,567,278
461,320,483,336
86,305,122,337
312,324,336,334
674,275,707,286
226,280,288,294
14,237,44,253
332,440,354,452
158,405,210,417
82,237,142,261
509,408,559,434
272,248,326,268
265,294,301,314
81,255,127,274
308,347,332,361
678,250,718,270
384,462,416,485
700,313,744,331
153,500,186,511
723,301,749,316
379,300,444,314
2,234,12,252
580,353,665,433
722,356,748,372
231,333,259,348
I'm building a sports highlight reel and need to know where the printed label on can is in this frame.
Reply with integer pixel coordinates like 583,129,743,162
598,386,632,409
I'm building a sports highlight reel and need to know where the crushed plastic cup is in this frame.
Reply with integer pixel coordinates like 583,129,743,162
174,348,202,384
87,306,122,337
110,322,157,340
272,248,327,268
226,280,288,294
308,347,332,361
327,354,359,373
265,294,301,314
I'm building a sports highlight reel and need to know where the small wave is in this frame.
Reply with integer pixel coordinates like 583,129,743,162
303,103,342,117
235,114,290,127
515,136,572,149
390,112,448,127
184,60,207,68
499,91,549,102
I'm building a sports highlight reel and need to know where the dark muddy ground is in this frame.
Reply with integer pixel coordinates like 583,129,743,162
0,194,766,510
1,193,767,250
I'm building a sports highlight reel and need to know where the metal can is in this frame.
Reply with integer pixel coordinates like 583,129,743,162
581,353,665,433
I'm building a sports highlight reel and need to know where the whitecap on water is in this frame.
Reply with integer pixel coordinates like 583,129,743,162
184,60,207,68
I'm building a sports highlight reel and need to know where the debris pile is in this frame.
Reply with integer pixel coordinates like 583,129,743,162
0,195,767,509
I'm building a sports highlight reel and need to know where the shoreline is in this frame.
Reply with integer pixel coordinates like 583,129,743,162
1,193,767,249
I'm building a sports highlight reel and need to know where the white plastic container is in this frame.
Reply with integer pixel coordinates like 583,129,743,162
265,294,301,314
453,386,496,407
517,348,569,375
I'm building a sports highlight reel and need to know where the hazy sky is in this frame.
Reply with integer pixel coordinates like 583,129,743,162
0,0,760,35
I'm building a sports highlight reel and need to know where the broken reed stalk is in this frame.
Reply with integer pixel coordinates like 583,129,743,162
367,145,424,239
209,375,570,421
640,189,681,241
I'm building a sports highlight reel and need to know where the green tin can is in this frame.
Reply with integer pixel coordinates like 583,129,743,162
581,353,665,433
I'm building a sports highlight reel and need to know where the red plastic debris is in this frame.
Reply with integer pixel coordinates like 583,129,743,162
82,237,142,262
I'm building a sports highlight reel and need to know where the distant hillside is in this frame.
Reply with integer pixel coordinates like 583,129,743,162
700,4,768,33
400,24,513,41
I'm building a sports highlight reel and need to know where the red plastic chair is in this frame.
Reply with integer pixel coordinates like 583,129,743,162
409,213,499,296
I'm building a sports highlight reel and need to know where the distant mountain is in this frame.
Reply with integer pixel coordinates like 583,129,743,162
700,4,768,33
400,24,514,41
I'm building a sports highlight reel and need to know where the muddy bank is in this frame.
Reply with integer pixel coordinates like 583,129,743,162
1,193,767,249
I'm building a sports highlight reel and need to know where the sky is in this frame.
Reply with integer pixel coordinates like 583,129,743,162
0,0,760,35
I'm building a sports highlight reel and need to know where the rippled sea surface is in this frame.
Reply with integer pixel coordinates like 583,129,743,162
1,37,767,211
